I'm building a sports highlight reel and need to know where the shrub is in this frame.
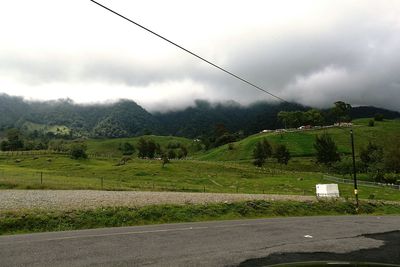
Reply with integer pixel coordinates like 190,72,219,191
368,119,375,127
253,139,272,167
70,143,87,159
273,144,291,165
228,143,235,150
118,142,135,155
374,113,384,121
314,133,340,165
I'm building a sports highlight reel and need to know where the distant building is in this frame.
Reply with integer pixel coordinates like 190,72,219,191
261,129,273,133
334,122,353,127
298,125,312,130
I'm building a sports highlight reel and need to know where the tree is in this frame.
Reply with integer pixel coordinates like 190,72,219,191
374,113,384,121
253,139,272,167
277,111,305,128
4,128,24,151
119,142,135,155
161,152,170,167
137,138,148,158
274,144,291,165
384,136,400,173
304,109,324,126
332,101,352,123
146,140,157,159
167,149,176,159
0,140,10,151
70,143,87,159
368,119,375,127
314,134,340,165
180,146,188,157
360,142,383,166
137,138,158,159
360,142,387,182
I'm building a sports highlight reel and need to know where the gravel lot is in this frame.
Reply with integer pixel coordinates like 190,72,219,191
0,190,316,211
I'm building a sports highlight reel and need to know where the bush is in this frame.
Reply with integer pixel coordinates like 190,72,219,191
368,119,375,127
70,143,87,159
383,173,400,184
118,142,135,155
314,133,340,165
274,144,291,165
253,139,272,167
228,143,235,150
168,149,176,159
374,113,384,121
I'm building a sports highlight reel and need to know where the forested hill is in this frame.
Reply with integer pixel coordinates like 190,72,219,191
1,93,399,139
0,94,158,138
153,100,307,137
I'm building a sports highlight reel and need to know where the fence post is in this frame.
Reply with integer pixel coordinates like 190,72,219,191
40,172,43,184
101,177,104,190
203,185,206,193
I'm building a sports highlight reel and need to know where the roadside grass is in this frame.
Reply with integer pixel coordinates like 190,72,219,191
0,154,399,201
1,200,399,235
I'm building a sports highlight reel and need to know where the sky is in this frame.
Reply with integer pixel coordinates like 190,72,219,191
0,0,400,111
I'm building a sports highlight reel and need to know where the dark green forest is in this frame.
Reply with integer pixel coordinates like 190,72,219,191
1,93,399,140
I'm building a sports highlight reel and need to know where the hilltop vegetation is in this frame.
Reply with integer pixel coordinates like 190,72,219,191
1,93,399,140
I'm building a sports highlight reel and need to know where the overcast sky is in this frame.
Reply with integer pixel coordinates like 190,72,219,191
1,0,400,111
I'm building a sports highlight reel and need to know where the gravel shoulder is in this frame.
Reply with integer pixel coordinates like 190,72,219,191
0,190,317,211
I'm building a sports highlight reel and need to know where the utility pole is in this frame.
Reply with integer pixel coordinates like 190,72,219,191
350,129,359,211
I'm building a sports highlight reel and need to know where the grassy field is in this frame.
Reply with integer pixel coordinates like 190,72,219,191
0,153,399,201
2,200,400,235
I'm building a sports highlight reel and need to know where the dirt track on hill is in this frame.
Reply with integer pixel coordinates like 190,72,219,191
0,190,317,211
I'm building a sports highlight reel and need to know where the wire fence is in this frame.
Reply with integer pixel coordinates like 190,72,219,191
0,169,267,194
323,175,400,190
0,150,117,159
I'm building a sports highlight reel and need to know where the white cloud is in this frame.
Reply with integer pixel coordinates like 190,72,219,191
1,0,400,111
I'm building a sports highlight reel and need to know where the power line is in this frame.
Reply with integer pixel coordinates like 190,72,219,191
89,0,289,103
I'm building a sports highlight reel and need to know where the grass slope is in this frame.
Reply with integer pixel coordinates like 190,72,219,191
196,118,400,161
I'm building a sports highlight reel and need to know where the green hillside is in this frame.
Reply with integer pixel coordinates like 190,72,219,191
196,118,400,161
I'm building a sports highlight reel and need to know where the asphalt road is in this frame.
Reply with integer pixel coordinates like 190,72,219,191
0,216,399,266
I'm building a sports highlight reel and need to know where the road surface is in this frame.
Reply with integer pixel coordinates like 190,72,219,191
0,216,399,266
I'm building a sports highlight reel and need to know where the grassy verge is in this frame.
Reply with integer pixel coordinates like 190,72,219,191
1,200,399,235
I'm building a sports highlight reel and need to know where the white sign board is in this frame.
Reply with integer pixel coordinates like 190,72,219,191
316,184,340,198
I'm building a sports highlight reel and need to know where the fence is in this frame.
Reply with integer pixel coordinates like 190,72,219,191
0,150,116,158
0,169,262,194
323,175,400,190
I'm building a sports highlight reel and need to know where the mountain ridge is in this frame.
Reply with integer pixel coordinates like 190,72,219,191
1,93,399,138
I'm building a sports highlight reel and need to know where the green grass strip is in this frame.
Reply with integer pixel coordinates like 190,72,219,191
1,200,400,235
